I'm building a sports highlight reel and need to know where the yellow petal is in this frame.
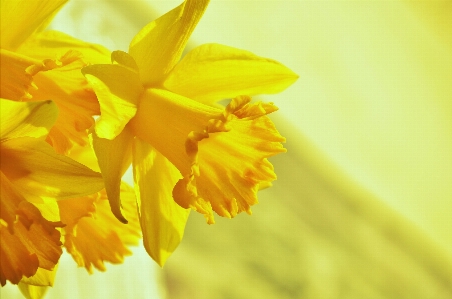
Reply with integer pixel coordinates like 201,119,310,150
27,197,60,224
19,264,58,287
111,50,138,71
61,184,141,273
0,224,39,286
17,30,110,64
164,43,299,104
1,137,104,199
1,48,100,153
132,139,190,266
58,195,96,229
0,198,62,286
0,0,67,50
0,99,57,141
129,0,210,85
15,31,110,153
18,283,49,299
91,128,133,223
0,171,24,232
129,88,219,176
0,49,40,100
27,50,100,154
0,173,39,286
130,90,285,223
82,63,143,139
14,201,62,271
66,142,101,173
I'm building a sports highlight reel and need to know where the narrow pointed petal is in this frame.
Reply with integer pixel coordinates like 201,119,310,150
1,137,104,199
129,0,210,85
18,283,49,299
164,43,299,104
111,50,139,71
132,139,189,266
0,99,57,141
60,184,141,273
82,64,143,139
0,0,68,50
17,30,110,64
91,128,134,223
19,265,58,287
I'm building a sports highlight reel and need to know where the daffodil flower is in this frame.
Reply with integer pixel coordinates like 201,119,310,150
0,0,110,154
82,0,297,265
0,99,104,286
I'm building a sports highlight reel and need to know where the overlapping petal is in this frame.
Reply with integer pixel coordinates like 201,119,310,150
91,128,134,223
132,139,190,266
18,283,49,299
111,50,139,71
129,0,210,85
0,0,67,50
12,201,62,271
19,266,58,287
12,30,111,154
0,99,57,141
0,170,27,231
17,30,110,64
1,136,104,200
60,184,141,273
77,0,295,269
82,64,143,139
129,88,219,175
26,50,101,154
0,224,39,286
0,49,40,100
0,173,62,286
164,43,299,104
1,47,101,153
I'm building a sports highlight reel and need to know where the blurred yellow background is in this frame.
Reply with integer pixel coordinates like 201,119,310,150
2,1,451,298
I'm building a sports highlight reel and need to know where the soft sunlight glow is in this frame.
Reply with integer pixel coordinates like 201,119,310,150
1,1,451,299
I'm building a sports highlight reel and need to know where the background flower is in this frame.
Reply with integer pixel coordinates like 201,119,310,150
0,99,105,289
0,0,110,154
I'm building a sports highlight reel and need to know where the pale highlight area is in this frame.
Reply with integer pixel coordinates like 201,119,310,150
188,0,452,255
159,0,452,298
1,244,163,298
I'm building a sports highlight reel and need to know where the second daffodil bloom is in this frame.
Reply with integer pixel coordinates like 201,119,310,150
0,99,105,286
82,0,298,265
0,0,110,154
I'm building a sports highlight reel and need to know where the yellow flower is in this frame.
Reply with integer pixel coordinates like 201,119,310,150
82,0,297,265
0,0,110,154
58,183,141,273
0,99,104,286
